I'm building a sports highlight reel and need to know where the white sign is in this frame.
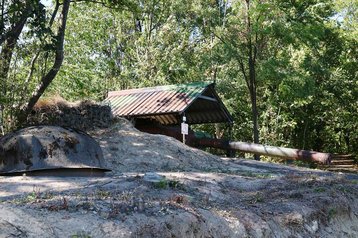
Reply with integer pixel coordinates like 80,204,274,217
181,123,188,135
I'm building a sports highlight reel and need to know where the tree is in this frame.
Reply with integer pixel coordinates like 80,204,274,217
0,0,132,129
48,0,212,100
21,0,70,120
193,0,357,159
0,0,70,127
199,0,280,160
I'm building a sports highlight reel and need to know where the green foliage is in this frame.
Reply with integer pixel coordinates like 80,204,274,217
1,0,357,160
328,207,337,219
49,0,213,102
153,179,183,189
71,231,92,238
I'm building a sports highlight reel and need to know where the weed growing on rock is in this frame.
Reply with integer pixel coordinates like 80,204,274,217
153,179,184,190
72,231,91,238
314,187,326,193
95,189,111,200
328,208,337,220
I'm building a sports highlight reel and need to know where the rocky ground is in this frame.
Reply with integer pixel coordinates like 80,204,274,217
0,118,357,237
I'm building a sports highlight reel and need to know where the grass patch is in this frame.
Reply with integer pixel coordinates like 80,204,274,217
328,207,337,220
239,171,274,179
11,187,54,204
314,187,326,193
249,192,265,204
153,179,184,190
350,180,358,185
95,189,111,200
72,231,91,238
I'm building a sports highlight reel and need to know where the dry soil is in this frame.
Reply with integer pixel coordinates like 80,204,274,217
0,118,357,237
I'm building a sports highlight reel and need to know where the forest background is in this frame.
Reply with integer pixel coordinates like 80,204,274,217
0,0,357,158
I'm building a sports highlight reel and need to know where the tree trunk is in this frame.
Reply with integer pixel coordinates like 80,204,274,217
0,17,27,107
18,0,71,124
248,56,260,160
246,0,260,160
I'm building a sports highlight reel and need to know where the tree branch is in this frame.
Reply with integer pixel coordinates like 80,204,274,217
211,30,249,87
0,1,32,46
69,0,133,11
19,0,60,105
19,51,40,104
49,0,60,27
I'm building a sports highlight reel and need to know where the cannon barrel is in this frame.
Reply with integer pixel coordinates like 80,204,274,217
134,123,332,164
228,141,331,164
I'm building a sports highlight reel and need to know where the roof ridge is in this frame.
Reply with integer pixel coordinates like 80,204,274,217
108,81,213,97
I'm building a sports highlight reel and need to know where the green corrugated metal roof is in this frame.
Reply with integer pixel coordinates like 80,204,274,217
104,81,232,125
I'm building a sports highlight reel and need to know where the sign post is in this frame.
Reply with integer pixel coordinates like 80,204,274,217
181,116,188,144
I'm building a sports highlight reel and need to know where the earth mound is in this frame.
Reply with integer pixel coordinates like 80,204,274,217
26,97,112,131
0,119,357,237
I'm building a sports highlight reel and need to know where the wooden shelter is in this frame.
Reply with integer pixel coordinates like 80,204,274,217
104,82,233,125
